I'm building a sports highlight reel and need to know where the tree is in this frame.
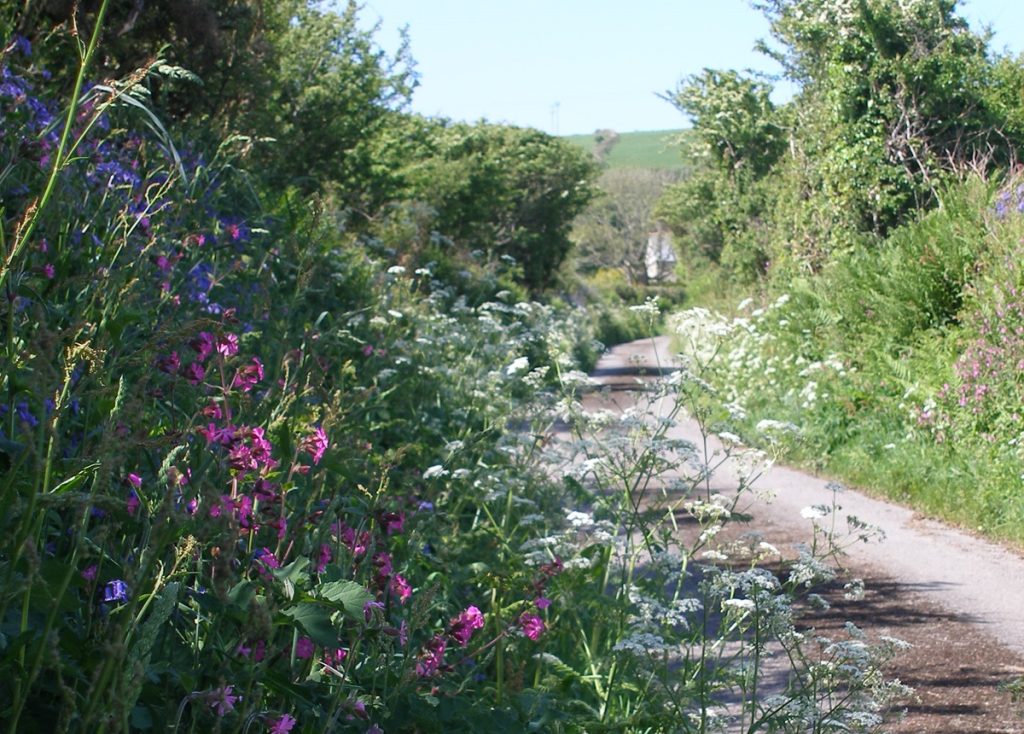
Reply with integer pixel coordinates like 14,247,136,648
656,70,782,282
756,0,1004,237
572,168,683,284
394,121,598,292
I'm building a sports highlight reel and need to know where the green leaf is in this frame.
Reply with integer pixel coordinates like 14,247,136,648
282,602,338,645
227,580,257,609
271,558,310,600
48,462,100,495
317,579,373,620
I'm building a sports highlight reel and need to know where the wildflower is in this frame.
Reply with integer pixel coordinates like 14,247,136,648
535,597,551,610
15,402,37,428
255,547,281,573
449,605,485,646
208,685,240,717
373,551,393,579
519,612,545,641
380,511,404,535
505,356,530,375
416,635,447,677
391,574,412,602
323,647,347,667
422,465,448,479
102,579,129,604
181,362,206,385
190,332,216,362
362,344,375,357
364,600,385,623
42,263,54,279
301,426,329,465
268,713,297,733
231,357,264,392
156,352,180,374
316,543,332,573
125,473,142,489
295,637,315,659
126,489,140,516
81,564,98,581
217,333,239,357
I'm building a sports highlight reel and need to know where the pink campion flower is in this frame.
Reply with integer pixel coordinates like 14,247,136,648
126,489,140,517
237,638,266,662
535,597,552,610
201,402,222,420
361,344,374,357
198,422,235,446
390,574,412,603
416,635,447,677
190,332,216,362
381,511,405,536
156,352,180,374
81,564,98,581
255,547,281,574
232,357,264,392
373,552,393,579
301,426,329,465
268,516,287,540
316,543,332,573
268,713,297,734
295,637,315,659
268,714,297,734
449,605,485,646
125,473,142,489
42,263,55,279
217,333,239,357
181,362,206,385
519,613,546,641
208,685,240,717
335,524,370,557
323,647,347,667
228,426,278,475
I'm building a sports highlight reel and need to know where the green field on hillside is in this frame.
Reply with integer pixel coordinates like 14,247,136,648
563,128,689,169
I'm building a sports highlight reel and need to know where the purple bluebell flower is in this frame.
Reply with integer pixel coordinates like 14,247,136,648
102,579,129,603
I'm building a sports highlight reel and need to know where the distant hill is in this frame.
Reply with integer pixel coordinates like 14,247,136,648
563,128,689,170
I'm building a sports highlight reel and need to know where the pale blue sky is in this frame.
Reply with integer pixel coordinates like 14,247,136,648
360,1,1024,136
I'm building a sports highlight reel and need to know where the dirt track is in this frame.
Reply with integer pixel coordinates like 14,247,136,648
584,336,1024,732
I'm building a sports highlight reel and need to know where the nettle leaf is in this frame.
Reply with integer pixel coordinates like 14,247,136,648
272,557,311,600
282,603,338,646
317,580,373,620
227,580,257,609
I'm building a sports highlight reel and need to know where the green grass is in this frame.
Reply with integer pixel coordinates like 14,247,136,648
563,128,691,170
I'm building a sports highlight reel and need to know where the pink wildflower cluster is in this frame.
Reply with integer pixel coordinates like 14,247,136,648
301,425,329,465
416,635,447,677
449,605,485,646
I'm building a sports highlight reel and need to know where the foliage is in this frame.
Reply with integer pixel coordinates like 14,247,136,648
572,168,683,284
656,69,783,284
0,21,911,732
660,0,1024,292
390,120,598,293
670,174,1024,543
